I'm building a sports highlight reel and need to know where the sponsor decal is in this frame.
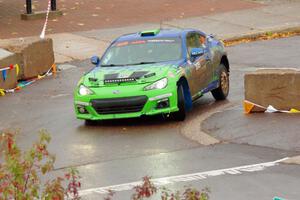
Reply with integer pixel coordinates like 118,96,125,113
114,38,179,47
112,90,120,94
147,39,176,43
116,41,129,47
168,71,175,78
131,40,146,45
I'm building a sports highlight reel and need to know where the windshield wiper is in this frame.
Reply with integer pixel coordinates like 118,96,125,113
101,62,157,67
127,62,157,66
101,64,125,67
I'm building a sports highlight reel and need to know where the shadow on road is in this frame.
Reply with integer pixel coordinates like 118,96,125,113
76,95,229,130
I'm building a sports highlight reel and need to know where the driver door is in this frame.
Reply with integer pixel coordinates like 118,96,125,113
186,32,209,96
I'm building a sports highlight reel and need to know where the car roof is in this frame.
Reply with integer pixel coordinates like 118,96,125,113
115,28,206,42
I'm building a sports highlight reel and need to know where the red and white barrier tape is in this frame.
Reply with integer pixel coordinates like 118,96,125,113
40,0,51,39
0,64,19,73
0,64,57,96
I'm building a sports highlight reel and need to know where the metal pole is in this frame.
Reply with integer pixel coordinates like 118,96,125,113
26,0,32,14
51,0,56,11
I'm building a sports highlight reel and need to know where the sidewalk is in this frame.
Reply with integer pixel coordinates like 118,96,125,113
1,1,300,63
0,0,260,39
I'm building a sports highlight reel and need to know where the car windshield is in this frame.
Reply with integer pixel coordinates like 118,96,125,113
101,38,182,66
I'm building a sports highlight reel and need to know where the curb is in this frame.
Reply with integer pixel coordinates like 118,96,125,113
180,102,234,146
222,26,300,46
55,25,300,62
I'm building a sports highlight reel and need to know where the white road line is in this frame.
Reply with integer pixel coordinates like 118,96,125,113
79,157,289,196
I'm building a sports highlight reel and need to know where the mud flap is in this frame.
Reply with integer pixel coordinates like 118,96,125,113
183,83,193,111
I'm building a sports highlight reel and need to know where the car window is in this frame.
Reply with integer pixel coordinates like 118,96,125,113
199,34,207,48
101,38,182,66
186,33,201,55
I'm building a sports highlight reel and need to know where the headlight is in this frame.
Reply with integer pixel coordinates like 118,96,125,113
144,78,168,91
78,85,94,96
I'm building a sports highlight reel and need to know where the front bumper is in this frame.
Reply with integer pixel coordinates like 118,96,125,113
74,84,178,120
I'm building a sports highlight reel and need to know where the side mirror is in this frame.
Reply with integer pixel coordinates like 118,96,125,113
190,48,204,58
91,56,100,66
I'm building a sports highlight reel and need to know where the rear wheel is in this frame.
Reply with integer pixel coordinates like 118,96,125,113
173,84,186,121
211,64,229,100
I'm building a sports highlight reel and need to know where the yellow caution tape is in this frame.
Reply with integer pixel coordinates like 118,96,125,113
0,64,55,97
0,89,5,96
289,108,300,113
15,64,20,76
37,74,45,79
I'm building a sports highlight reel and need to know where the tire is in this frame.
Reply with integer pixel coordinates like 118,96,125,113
85,119,98,126
211,64,229,101
173,84,186,121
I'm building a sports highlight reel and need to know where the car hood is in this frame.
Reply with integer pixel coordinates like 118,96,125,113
83,61,183,87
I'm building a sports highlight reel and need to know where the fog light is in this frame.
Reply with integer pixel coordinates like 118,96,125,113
156,98,170,109
77,105,88,114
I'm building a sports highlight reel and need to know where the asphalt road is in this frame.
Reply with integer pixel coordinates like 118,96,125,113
1,36,300,199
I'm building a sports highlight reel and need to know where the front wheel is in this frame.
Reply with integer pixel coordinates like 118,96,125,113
173,84,186,121
211,64,229,100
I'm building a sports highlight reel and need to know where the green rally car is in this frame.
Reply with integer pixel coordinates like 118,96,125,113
74,29,229,124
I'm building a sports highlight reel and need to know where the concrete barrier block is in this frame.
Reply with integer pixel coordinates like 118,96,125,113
0,38,55,79
0,49,21,90
21,10,63,20
245,69,300,110
21,38,54,79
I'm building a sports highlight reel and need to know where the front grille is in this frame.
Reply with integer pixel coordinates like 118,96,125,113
91,96,148,114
